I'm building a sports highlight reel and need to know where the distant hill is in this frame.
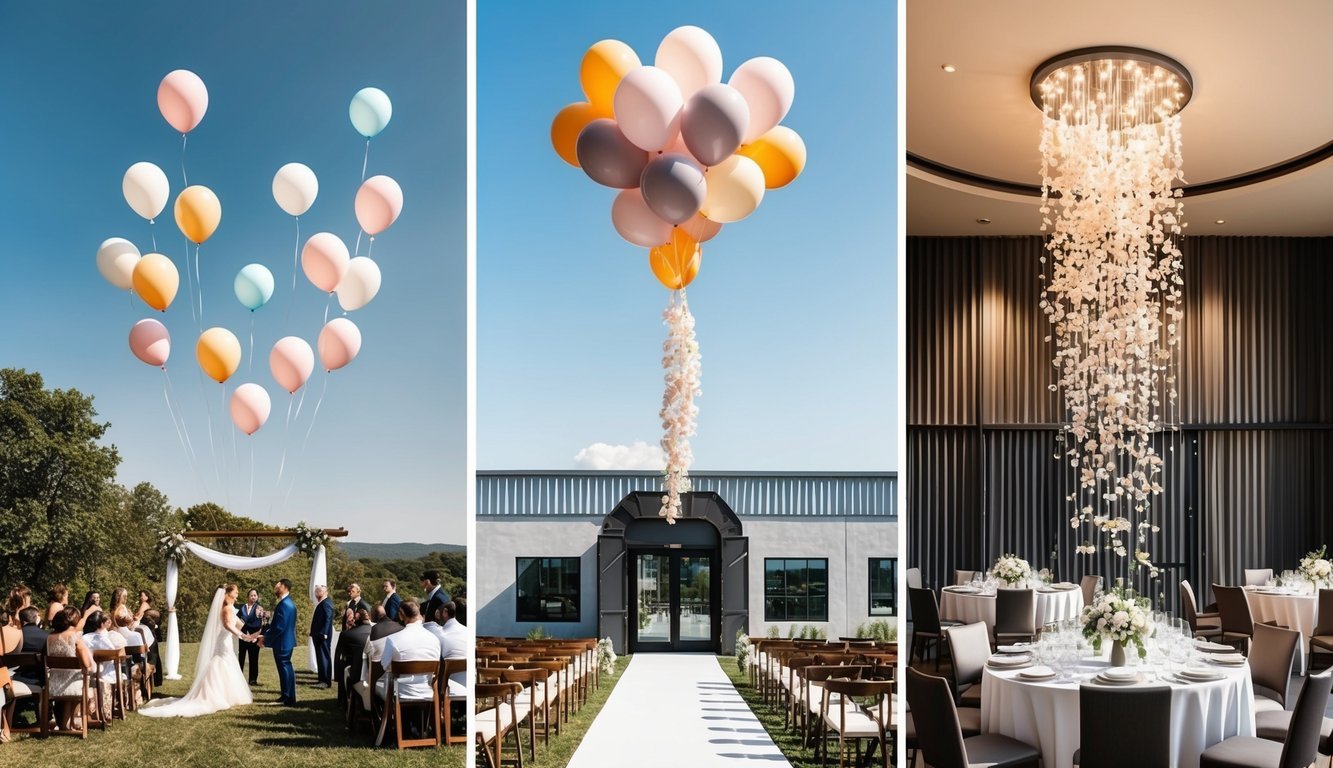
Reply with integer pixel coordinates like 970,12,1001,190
339,542,466,560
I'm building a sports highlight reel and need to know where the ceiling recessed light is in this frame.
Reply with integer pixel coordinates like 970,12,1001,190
942,64,956,73
1215,219,1226,225
976,218,991,224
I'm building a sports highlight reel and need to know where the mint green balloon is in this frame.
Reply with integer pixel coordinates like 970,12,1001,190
234,263,275,311
349,87,392,138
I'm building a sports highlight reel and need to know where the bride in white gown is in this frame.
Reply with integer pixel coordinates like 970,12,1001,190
141,583,254,717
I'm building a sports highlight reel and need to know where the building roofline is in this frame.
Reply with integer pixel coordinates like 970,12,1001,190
477,469,898,478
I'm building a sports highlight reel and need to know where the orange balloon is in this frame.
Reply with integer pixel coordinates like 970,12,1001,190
580,39,640,114
551,102,600,167
737,126,807,189
649,228,702,290
174,185,222,244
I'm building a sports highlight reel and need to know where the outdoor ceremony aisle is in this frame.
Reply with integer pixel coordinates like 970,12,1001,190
567,654,793,768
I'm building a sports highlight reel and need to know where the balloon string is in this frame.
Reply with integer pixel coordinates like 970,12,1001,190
286,373,330,509
249,438,255,510
367,237,374,259
361,139,370,182
162,368,200,493
184,239,198,329
271,394,294,511
195,244,204,325
286,217,300,332
150,220,157,253
323,293,331,326
294,381,308,421
249,315,255,373
180,133,189,187
200,374,220,497
224,381,235,514
354,229,363,257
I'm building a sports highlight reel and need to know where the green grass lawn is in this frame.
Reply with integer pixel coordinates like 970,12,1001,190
483,656,629,768
7,642,465,767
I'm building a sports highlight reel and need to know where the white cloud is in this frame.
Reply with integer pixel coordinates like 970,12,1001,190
573,441,664,471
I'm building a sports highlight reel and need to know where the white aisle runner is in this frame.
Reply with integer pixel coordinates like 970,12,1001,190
567,653,793,768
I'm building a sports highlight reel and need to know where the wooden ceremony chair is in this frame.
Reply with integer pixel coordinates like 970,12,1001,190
476,681,524,768
440,657,468,745
46,654,95,739
1,651,46,738
382,659,440,749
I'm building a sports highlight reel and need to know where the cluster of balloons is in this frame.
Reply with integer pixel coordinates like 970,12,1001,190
103,72,402,440
551,26,806,290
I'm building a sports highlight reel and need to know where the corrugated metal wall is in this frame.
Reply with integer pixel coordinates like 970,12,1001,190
909,236,1333,607
477,471,896,519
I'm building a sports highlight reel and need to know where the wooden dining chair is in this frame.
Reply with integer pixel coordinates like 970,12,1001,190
1,651,46,738
520,660,564,745
45,655,95,738
382,659,440,749
1073,685,1171,768
1213,584,1258,651
497,667,548,759
475,681,524,768
822,678,894,768
1180,580,1221,639
90,648,127,723
1200,668,1333,768
1307,589,1333,673
440,657,468,745
908,586,960,671
905,667,1041,768
1249,622,1300,714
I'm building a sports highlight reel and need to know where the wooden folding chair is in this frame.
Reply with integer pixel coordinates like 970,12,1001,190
382,659,440,749
2,652,47,738
441,657,468,745
45,655,94,738
476,681,523,768
822,678,894,768
90,648,127,722
523,660,565,743
498,668,548,759
347,653,384,736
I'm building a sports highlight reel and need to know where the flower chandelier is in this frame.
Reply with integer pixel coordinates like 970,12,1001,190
659,292,701,523
1034,48,1190,578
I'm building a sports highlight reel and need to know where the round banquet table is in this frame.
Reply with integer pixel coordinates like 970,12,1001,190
1244,587,1317,674
981,658,1256,768
939,585,1085,630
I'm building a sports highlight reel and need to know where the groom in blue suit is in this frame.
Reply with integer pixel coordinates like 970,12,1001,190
259,578,298,705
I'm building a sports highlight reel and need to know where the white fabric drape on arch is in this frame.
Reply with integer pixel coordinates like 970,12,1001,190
162,542,327,679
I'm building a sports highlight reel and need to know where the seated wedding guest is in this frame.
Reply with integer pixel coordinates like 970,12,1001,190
6,586,31,629
107,587,132,626
382,579,402,622
84,610,125,716
13,607,47,691
453,596,467,626
419,572,448,626
133,590,154,624
47,606,96,731
46,583,69,626
76,590,100,630
431,603,468,696
140,609,163,686
114,613,145,652
0,608,21,656
369,604,403,641
377,600,438,702
334,608,373,706
355,605,402,713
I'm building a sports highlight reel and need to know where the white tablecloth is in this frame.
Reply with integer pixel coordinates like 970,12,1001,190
940,587,1085,630
1244,588,1317,674
982,658,1255,768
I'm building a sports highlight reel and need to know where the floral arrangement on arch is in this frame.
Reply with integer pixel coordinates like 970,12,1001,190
659,294,701,523
990,554,1032,587
596,636,618,677
1081,584,1150,658
1299,545,1333,590
292,522,330,556
156,529,188,563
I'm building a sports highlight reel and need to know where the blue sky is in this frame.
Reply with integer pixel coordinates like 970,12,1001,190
478,1,898,471
0,1,466,543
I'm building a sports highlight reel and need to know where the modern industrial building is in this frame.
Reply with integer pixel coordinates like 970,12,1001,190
475,470,898,653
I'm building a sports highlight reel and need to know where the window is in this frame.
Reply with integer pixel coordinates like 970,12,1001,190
764,558,828,622
515,557,581,622
869,558,897,616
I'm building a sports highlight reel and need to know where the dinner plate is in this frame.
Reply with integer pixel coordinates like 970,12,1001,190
1194,641,1233,653
1018,665,1055,680
1052,582,1078,590
943,586,981,593
997,645,1031,654
987,654,1032,667
1206,654,1247,666
1101,667,1139,681
1095,672,1142,685
1178,667,1224,681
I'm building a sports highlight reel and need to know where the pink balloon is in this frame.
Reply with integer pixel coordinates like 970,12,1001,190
682,212,723,243
355,175,403,236
269,336,314,394
229,383,272,436
729,57,795,143
611,189,672,247
613,66,683,152
301,232,350,293
157,70,209,134
128,319,170,368
318,318,362,371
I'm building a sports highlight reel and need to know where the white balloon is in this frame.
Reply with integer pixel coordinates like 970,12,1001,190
336,256,382,311
122,162,170,221
701,155,765,223
272,163,319,217
96,237,142,291
728,57,796,142
612,66,683,152
655,26,723,100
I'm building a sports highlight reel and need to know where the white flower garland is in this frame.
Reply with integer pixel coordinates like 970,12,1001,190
659,291,701,524
293,521,330,556
156,530,187,563
1039,66,1184,578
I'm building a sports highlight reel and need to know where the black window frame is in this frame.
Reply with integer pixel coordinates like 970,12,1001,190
763,557,829,622
515,556,581,623
868,557,897,617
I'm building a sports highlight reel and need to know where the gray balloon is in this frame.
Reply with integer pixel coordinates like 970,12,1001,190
576,119,649,189
681,83,751,167
640,154,707,225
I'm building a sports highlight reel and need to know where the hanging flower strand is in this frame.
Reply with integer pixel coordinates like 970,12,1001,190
660,291,701,523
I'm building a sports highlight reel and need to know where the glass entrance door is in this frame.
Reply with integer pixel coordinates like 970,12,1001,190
631,550,717,651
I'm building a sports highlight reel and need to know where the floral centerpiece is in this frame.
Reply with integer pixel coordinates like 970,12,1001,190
990,554,1032,587
1299,545,1333,590
156,529,187,563
293,522,330,556
596,636,617,676
1081,584,1150,666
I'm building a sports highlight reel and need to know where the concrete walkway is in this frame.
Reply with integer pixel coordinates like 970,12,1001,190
567,653,793,768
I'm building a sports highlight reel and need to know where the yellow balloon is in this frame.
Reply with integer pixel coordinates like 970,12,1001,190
174,185,221,244
131,253,179,312
649,228,702,290
196,327,241,384
580,39,639,115
737,126,807,189
551,102,599,167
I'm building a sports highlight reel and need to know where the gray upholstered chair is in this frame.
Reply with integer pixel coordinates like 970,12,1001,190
944,622,990,709
1213,584,1257,652
1181,580,1222,638
955,570,979,586
994,589,1037,646
1245,569,1275,587
906,667,1041,768
1073,685,1172,768
1080,575,1102,607
1307,589,1333,673
906,567,923,590
1200,668,1333,768
909,586,961,671
1249,622,1300,714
